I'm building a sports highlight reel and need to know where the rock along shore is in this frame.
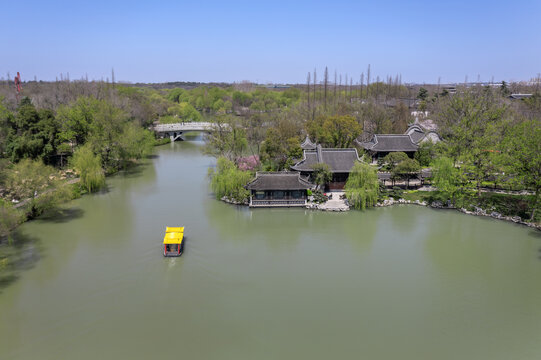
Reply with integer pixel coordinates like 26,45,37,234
376,198,541,230
220,195,539,230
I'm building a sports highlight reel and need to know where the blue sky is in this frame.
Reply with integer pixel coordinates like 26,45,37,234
1,0,540,84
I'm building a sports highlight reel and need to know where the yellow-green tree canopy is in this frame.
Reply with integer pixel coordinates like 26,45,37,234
345,161,379,210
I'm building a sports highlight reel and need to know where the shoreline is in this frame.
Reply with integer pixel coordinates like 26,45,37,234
220,196,541,230
376,197,541,230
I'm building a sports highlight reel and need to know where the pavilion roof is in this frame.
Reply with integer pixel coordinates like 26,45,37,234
300,135,317,150
358,134,418,152
245,172,314,191
291,145,361,173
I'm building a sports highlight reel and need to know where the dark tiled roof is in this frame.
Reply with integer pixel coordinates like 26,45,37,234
359,134,418,152
245,172,314,190
408,130,426,144
291,145,360,173
300,135,317,150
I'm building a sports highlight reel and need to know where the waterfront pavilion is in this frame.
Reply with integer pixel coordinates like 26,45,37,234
245,172,315,207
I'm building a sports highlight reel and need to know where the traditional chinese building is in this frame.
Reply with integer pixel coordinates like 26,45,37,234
291,144,361,190
405,123,442,144
245,172,315,207
357,134,419,162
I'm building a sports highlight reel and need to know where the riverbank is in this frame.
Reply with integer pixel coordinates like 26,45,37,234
220,188,540,229
375,196,541,230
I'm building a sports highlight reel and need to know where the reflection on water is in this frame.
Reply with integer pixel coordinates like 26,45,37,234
1,140,540,360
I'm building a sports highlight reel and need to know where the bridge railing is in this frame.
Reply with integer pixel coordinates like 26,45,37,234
153,122,215,132
153,122,231,132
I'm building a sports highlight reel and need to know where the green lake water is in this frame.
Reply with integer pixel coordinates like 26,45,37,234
1,139,541,359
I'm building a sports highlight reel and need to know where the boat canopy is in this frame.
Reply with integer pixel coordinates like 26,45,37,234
166,226,184,233
163,232,184,244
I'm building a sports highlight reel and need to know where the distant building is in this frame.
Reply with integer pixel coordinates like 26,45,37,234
442,86,457,94
245,172,314,207
508,94,533,100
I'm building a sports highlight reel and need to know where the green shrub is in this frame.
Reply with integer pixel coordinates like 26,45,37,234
389,186,404,200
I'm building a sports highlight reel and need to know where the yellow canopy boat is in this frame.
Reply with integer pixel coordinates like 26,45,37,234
163,226,184,257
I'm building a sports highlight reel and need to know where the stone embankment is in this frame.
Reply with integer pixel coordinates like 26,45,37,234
221,196,249,206
376,198,541,230
224,194,539,229
306,191,350,212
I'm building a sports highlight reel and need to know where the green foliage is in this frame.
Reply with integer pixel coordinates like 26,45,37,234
117,123,155,165
345,161,379,210
259,128,301,170
392,158,420,185
388,186,404,200
56,96,99,148
208,157,252,202
307,115,362,148
500,81,510,96
4,98,61,163
311,189,329,203
233,91,253,107
414,141,436,167
417,87,428,101
312,163,332,188
204,117,247,162
431,156,461,203
0,200,24,239
70,144,105,193
501,118,541,220
167,102,202,121
5,159,70,218
383,152,409,171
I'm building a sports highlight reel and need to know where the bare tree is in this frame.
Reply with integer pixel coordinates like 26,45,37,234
334,70,337,106
306,72,311,111
366,64,371,97
345,74,348,100
324,66,328,111
361,73,364,98
313,68,317,105
339,74,342,101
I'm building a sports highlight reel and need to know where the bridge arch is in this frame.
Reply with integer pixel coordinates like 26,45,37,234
153,122,228,142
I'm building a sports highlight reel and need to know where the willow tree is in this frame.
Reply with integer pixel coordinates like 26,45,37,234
71,144,105,193
208,157,252,203
431,156,461,205
345,161,379,210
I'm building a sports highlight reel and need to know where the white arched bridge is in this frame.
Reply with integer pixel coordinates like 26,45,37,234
153,122,224,141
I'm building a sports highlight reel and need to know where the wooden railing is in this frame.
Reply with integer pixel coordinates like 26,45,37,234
251,199,306,207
